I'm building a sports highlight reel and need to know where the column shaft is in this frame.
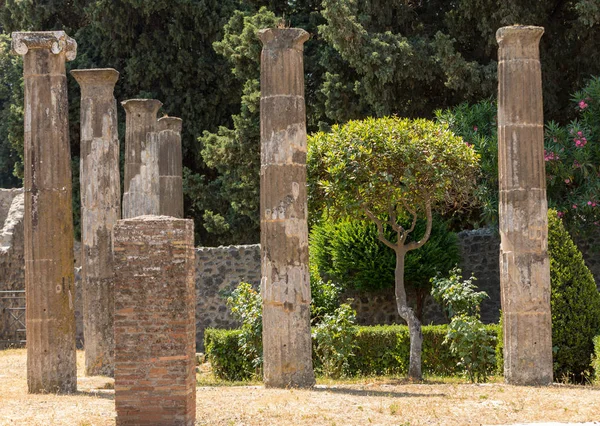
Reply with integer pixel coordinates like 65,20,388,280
258,27,315,388
157,117,183,218
121,99,162,218
11,31,77,393
71,68,120,377
497,25,553,385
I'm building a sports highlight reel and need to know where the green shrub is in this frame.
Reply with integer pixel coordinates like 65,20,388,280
226,282,262,376
204,328,254,381
431,268,496,382
548,210,600,382
312,303,357,378
592,335,600,385
310,215,460,319
205,324,501,380
310,261,342,323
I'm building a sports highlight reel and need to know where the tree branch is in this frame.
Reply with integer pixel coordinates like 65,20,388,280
364,208,398,251
405,201,432,252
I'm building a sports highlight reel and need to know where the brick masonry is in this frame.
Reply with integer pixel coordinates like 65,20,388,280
113,216,196,426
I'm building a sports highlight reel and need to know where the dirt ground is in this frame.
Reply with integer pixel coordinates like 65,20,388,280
1,349,599,426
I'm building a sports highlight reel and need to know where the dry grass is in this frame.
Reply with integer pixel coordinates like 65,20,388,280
1,349,599,425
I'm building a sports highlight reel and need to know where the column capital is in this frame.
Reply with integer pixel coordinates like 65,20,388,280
157,116,182,133
11,31,77,61
496,26,544,59
258,28,309,51
121,99,162,115
71,68,119,87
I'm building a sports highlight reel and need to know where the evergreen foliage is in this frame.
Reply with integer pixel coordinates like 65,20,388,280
310,215,460,320
548,209,600,382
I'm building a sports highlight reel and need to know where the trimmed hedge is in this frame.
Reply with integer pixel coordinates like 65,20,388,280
205,324,500,380
593,335,600,385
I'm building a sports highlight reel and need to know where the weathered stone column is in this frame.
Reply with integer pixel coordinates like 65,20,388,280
11,31,77,393
157,117,183,218
258,28,315,388
113,216,196,426
121,99,162,219
497,25,553,385
71,68,120,377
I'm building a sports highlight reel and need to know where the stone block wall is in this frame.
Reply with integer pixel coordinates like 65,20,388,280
195,245,261,350
457,228,502,324
0,190,24,292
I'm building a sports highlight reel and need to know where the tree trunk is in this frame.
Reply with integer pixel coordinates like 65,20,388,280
395,249,423,380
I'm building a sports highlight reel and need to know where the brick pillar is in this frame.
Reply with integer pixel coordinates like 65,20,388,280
71,68,121,377
497,25,553,385
11,31,77,394
121,99,162,219
257,28,315,388
113,216,196,425
157,117,183,218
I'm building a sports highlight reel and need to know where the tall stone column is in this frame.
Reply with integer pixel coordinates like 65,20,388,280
497,25,553,385
113,216,196,426
71,68,120,377
157,116,183,218
258,28,314,388
121,99,162,219
11,31,77,393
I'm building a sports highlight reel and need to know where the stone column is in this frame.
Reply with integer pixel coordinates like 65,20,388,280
11,31,77,393
121,99,162,219
113,216,196,426
258,28,315,388
157,116,183,218
71,68,120,377
496,25,553,385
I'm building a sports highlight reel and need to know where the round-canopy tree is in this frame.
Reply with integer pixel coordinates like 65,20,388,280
307,117,479,379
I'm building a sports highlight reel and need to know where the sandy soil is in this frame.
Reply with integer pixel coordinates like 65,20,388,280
1,349,599,425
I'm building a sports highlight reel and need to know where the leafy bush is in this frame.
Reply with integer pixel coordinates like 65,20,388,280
548,210,600,382
435,99,498,228
437,78,600,232
544,77,600,230
592,335,600,385
226,282,262,376
309,261,342,323
431,267,495,382
312,303,357,378
204,329,254,381
430,267,487,320
310,215,460,319
205,324,501,380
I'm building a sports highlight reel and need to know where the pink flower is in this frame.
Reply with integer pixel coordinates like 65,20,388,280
588,201,593,206
565,178,571,184
573,204,578,209
465,142,472,148
473,126,478,132
579,100,588,109
577,131,583,136
593,203,597,207
557,211,564,218
574,160,581,168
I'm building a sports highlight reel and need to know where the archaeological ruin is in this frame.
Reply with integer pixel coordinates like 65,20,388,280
258,27,315,388
71,67,121,377
121,99,162,219
5,20,598,424
497,25,553,385
11,30,78,394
